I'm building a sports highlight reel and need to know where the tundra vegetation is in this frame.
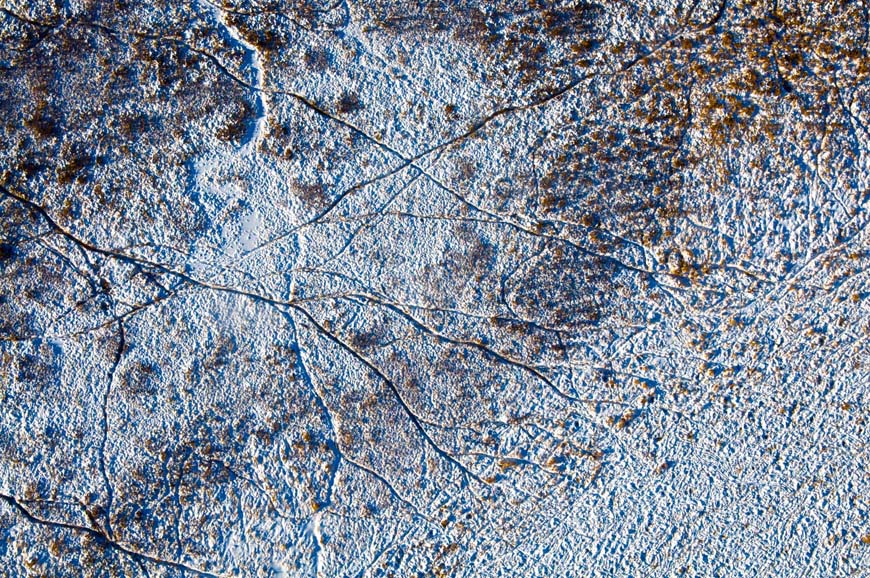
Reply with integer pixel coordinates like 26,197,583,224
1,0,869,576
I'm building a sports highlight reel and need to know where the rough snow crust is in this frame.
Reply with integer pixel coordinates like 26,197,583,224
1,0,870,576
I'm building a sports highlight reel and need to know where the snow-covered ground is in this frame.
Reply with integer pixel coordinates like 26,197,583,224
1,0,869,576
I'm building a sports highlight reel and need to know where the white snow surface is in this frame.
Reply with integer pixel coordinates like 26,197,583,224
1,0,870,576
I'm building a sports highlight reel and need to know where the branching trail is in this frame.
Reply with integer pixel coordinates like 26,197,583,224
289,303,489,488
97,319,125,541
198,0,268,150
0,492,224,577
4,0,870,574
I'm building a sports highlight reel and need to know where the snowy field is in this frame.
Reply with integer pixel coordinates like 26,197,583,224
1,0,869,575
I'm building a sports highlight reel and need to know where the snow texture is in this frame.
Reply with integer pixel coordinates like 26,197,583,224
1,0,870,576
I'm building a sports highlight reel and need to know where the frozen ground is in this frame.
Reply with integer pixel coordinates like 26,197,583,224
1,0,869,576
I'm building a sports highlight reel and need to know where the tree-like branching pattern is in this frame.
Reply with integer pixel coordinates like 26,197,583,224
1,0,869,575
